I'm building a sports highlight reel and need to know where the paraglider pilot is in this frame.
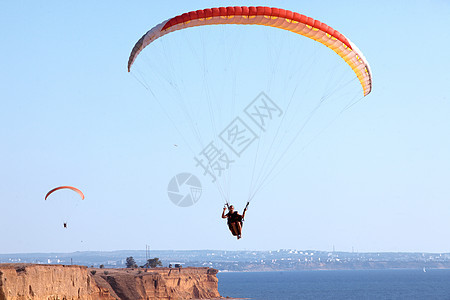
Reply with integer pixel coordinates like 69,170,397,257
222,203,248,239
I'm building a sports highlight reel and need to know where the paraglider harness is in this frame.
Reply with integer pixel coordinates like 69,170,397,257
225,202,249,236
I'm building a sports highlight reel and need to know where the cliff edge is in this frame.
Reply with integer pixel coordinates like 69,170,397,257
0,264,221,300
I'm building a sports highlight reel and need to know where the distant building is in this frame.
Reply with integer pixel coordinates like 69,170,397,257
169,262,183,268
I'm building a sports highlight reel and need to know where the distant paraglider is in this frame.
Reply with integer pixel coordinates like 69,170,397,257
45,186,84,201
45,186,84,228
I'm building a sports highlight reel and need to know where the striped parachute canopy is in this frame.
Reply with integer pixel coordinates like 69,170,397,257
127,6,373,207
45,186,85,201
128,6,372,96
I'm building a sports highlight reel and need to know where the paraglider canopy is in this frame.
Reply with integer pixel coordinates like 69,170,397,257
127,6,373,210
45,186,85,200
128,6,372,96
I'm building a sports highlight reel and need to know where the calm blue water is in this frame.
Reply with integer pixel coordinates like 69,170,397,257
217,269,450,299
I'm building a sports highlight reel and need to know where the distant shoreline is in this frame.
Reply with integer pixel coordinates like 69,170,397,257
2,249,449,273
218,267,449,273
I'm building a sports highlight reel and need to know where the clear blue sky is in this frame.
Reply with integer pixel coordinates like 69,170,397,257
1,0,449,254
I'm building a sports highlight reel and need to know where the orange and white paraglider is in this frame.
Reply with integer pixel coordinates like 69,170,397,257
45,186,85,201
45,186,84,228
128,6,372,96
128,6,373,238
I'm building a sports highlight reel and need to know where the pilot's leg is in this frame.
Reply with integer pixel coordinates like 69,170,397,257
229,223,238,236
236,222,242,239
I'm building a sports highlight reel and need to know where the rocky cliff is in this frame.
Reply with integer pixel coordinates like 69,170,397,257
0,264,221,300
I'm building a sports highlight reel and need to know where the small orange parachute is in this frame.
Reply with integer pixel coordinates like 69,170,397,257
45,186,85,201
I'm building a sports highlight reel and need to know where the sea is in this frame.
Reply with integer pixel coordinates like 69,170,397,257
217,269,450,299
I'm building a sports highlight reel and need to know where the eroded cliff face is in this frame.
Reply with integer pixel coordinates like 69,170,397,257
91,267,220,300
0,264,220,300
